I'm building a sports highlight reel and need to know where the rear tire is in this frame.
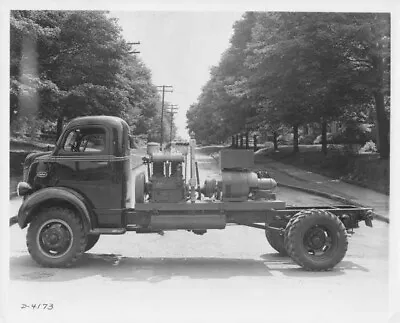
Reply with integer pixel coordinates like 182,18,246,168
283,213,301,246
285,209,348,271
266,213,302,256
265,223,287,256
27,207,87,268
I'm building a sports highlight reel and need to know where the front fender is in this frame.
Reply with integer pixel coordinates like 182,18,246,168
17,187,93,230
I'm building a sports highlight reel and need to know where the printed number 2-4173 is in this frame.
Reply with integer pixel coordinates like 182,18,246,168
20,304,54,310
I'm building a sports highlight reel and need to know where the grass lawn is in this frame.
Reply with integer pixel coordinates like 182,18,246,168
255,143,389,195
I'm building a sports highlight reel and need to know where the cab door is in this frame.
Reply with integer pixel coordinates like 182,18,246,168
53,125,122,227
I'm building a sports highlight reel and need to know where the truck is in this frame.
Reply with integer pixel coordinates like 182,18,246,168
14,115,374,271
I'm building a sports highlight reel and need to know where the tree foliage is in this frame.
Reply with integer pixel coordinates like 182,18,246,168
187,12,390,158
10,10,169,141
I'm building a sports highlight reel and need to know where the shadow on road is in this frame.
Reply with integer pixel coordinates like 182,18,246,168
10,252,369,283
260,253,369,276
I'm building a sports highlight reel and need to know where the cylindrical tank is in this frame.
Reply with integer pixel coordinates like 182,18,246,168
147,142,160,155
221,171,256,201
257,178,277,190
221,171,277,201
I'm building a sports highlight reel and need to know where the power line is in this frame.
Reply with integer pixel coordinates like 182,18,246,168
157,85,173,150
167,104,178,146
127,41,141,54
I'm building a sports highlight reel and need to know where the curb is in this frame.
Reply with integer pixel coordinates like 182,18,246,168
278,182,389,224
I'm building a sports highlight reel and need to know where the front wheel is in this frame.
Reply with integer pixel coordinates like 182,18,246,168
27,207,87,267
285,209,348,271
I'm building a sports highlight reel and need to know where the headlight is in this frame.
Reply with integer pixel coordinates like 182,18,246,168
17,182,32,197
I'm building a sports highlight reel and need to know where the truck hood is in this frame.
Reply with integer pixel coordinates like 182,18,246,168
24,151,52,167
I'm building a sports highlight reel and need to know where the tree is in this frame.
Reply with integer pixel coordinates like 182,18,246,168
187,12,390,158
115,55,160,135
338,13,390,158
243,13,316,153
10,10,67,127
10,10,163,142
186,13,259,143
48,11,131,137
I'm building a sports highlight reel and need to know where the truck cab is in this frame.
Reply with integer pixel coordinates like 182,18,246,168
15,116,138,267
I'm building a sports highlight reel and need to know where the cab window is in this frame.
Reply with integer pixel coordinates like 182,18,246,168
62,127,106,153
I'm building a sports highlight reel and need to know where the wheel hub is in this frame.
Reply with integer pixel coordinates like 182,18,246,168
305,226,332,254
42,225,69,249
38,220,73,258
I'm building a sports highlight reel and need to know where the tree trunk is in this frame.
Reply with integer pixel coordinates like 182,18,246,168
374,91,390,159
273,131,278,151
56,117,63,141
321,119,328,156
293,124,299,153
231,136,235,147
253,134,258,152
240,134,244,148
245,132,249,149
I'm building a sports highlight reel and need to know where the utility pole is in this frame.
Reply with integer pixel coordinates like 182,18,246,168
157,85,173,150
127,42,141,54
167,104,178,147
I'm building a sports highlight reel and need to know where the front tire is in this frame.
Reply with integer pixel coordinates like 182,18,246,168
285,209,348,271
27,207,87,268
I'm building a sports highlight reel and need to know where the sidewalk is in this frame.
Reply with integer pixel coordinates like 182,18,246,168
254,157,389,223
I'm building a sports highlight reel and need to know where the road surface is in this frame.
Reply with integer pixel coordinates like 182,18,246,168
6,152,389,323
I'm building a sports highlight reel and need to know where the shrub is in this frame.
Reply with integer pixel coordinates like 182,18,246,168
299,134,316,145
277,133,293,145
313,133,333,144
11,116,44,139
359,140,377,153
332,124,375,145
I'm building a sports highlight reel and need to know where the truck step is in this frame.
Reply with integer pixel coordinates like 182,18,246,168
126,226,164,234
90,228,126,235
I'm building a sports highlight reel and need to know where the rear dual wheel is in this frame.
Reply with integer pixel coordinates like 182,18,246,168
265,215,300,256
284,209,348,271
266,210,348,271
265,223,287,256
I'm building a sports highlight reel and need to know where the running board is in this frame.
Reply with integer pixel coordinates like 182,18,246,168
90,228,126,235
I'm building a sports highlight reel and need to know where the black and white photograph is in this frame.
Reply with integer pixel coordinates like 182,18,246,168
2,2,398,323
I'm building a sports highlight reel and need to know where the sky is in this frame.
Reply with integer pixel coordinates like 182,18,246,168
108,11,244,139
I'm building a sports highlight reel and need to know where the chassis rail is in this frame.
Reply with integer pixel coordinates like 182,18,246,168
235,205,373,231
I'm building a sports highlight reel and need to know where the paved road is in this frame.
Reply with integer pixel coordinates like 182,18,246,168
6,152,390,323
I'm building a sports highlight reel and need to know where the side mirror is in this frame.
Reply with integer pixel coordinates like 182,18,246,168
129,135,136,149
